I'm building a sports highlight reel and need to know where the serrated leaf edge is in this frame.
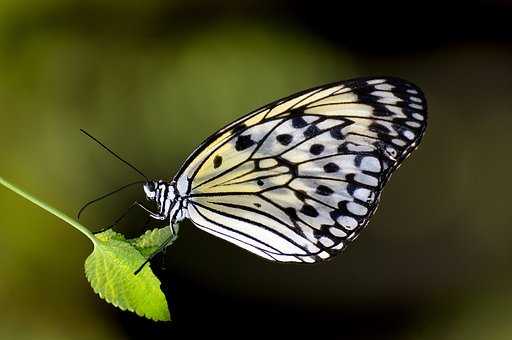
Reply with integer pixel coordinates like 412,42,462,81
85,243,170,322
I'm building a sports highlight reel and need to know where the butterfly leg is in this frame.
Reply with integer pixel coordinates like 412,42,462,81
92,201,162,234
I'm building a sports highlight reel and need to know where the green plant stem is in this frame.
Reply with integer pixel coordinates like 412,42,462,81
0,176,98,246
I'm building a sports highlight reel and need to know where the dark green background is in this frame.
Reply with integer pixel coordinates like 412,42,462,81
1,1,511,339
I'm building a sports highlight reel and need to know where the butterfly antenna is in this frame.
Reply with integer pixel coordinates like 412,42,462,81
80,129,149,181
77,180,146,220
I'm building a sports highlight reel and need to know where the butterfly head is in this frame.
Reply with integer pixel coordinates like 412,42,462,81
143,180,161,201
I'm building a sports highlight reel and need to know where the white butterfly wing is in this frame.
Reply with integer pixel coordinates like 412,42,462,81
175,77,427,263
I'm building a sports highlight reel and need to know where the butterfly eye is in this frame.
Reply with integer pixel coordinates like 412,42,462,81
143,181,158,200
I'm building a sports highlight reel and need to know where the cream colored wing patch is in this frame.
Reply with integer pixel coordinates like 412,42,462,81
174,77,427,263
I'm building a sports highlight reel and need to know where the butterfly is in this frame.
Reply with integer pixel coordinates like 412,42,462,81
82,76,427,266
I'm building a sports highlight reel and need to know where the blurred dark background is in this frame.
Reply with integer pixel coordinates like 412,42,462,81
1,1,512,339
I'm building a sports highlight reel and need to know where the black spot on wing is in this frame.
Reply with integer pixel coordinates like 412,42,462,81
292,117,308,128
300,204,319,217
213,155,222,169
304,125,320,138
276,134,293,146
235,134,255,151
310,144,324,155
330,126,344,140
316,185,334,196
324,162,340,173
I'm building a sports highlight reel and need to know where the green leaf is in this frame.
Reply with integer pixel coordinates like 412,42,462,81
85,229,171,321
0,176,173,322
129,226,175,258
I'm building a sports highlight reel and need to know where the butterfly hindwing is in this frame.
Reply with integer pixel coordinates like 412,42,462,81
176,77,427,262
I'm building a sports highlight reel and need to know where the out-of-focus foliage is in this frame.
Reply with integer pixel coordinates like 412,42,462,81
1,1,512,339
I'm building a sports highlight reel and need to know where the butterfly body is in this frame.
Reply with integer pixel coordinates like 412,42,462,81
143,77,427,263
143,180,185,226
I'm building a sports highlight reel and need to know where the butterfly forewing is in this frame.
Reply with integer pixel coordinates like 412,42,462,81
176,77,427,263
